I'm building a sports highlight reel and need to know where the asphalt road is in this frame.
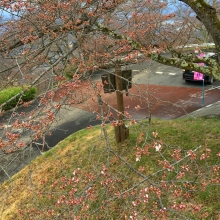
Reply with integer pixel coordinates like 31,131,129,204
2,60,220,149
45,59,220,143
124,59,220,88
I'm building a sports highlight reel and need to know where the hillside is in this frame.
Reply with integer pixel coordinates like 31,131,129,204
0,117,219,219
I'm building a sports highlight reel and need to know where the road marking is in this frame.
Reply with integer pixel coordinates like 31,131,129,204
155,71,177,75
206,104,213,108
207,86,220,91
133,70,139,72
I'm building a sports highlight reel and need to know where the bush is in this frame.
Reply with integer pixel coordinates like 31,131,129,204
63,64,91,79
0,86,37,110
21,86,37,102
64,65,78,79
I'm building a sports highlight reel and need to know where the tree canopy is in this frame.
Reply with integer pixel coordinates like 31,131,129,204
0,1,220,219
0,0,220,86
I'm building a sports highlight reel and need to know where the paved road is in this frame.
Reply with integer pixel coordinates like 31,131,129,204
124,59,220,88
0,107,100,183
1,60,220,183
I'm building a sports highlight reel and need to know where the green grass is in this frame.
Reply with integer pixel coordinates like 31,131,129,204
0,85,37,110
0,117,219,219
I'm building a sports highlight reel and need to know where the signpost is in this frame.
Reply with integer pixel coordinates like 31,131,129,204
101,63,132,143
202,79,205,107
115,62,125,143
194,52,205,107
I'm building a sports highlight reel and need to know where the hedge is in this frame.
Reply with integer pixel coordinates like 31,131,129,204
0,86,37,110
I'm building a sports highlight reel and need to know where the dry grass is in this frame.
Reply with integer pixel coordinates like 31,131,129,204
0,126,114,219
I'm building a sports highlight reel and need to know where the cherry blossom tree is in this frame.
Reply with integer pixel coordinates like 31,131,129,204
0,0,219,219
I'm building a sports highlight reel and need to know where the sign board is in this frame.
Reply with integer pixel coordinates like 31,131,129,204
193,63,204,80
122,70,132,90
101,70,132,93
194,72,204,80
101,73,116,93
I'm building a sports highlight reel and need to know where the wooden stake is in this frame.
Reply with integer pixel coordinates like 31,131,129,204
115,62,126,143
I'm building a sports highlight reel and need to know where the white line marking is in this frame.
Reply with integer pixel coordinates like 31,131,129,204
207,86,220,91
206,104,213,108
207,87,214,91
156,71,163,74
133,70,139,72
168,73,176,75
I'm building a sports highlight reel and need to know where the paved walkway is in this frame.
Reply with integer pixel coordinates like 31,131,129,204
180,100,220,118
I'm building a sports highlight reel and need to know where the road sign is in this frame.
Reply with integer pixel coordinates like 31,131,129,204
101,70,132,94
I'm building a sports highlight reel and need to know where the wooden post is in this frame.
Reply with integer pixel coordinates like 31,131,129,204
115,62,126,143
114,125,121,144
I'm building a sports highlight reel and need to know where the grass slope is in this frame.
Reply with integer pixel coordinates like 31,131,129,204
0,117,220,219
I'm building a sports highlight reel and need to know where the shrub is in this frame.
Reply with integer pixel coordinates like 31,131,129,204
0,86,37,110
63,64,91,79
64,65,78,79
21,86,37,102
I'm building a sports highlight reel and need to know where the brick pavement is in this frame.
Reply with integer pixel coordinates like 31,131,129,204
52,80,220,120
